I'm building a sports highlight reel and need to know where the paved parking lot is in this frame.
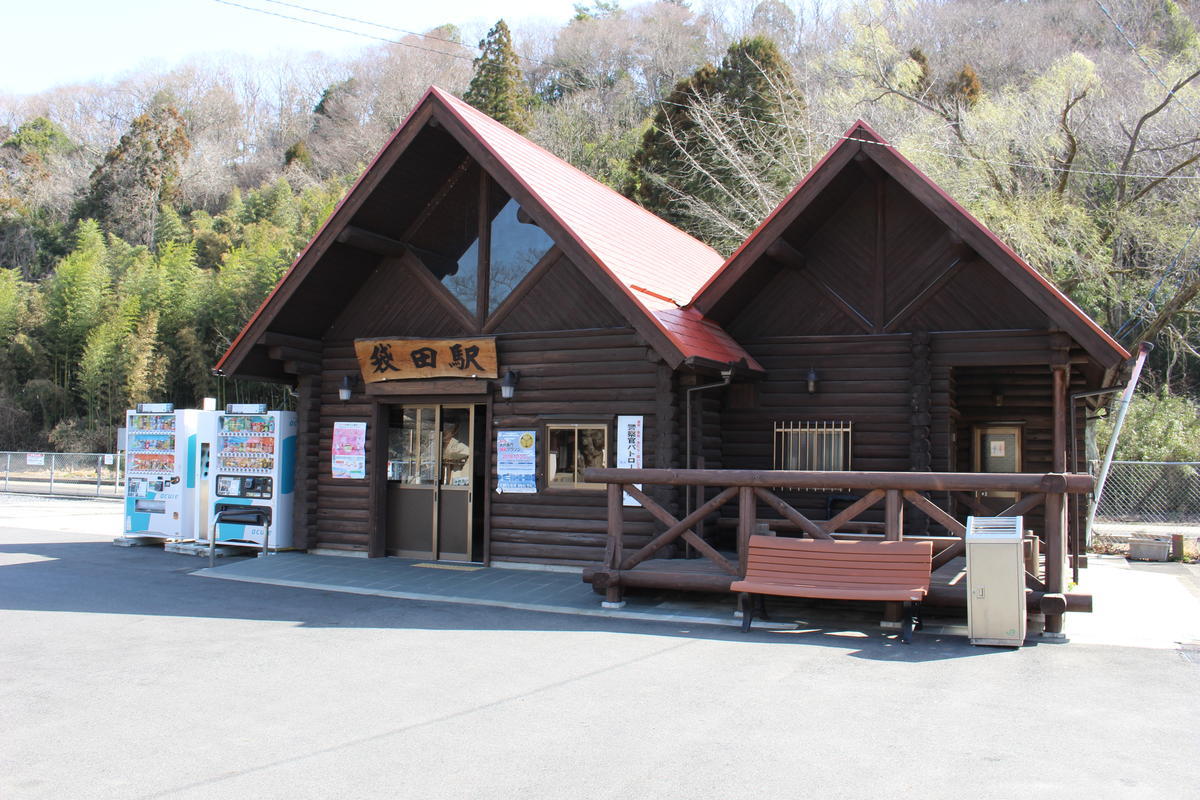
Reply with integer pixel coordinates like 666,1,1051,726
1,496,1198,799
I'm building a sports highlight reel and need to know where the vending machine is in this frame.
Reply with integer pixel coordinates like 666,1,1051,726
124,404,216,540
206,405,296,551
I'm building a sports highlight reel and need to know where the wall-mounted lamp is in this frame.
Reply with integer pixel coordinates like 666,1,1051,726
806,367,819,395
992,386,1005,407
338,374,358,402
500,369,520,400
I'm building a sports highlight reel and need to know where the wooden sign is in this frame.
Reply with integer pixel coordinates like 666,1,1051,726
354,337,498,382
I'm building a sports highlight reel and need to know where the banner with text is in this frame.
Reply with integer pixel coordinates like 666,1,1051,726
354,337,498,382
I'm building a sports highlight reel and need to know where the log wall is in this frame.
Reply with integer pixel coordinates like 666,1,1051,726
488,328,665,567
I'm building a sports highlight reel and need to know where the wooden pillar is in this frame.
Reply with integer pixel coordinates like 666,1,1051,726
885,489,903,540
291,373,319,551
604,483,624,604
366,399,387,558
883,487,905,623
1045,364,1070,633
737,486,755,578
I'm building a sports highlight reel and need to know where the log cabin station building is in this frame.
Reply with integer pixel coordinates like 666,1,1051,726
216,87,1132,635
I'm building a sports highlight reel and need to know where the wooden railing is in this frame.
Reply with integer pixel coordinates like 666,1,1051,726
583,468,1094,623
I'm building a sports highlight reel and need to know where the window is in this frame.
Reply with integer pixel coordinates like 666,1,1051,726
489,196,554,313
407,162,483,311
774,421,852,471
547,424,609,488
408,167,553,318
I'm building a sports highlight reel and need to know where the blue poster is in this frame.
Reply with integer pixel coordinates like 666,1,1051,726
496,430,536,493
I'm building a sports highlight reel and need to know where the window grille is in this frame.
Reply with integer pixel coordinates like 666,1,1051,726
773,420,853,471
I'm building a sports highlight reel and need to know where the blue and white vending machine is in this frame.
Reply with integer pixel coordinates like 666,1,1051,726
124,404,216,540
206,405,296,551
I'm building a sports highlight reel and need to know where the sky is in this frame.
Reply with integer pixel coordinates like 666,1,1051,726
1,0,583,96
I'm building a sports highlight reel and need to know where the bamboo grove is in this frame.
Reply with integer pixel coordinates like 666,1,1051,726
1,0,1199,456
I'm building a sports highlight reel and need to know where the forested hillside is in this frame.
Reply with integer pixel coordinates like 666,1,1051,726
2,0,1198,455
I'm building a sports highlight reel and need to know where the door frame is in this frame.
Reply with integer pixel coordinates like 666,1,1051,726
972,423,1024,501
369,394,490,561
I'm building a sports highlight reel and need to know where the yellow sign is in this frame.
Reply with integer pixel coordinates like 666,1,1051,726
354,337,499,382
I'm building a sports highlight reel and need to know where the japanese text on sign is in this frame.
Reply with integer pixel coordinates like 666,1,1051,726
331,421,367,480
496,430,537,494
353,338,498,382
617,415,643,506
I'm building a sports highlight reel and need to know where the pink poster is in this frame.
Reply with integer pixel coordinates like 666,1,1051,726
332,421,367,479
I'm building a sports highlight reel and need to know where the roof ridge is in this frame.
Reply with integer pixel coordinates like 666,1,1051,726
428,86,721,257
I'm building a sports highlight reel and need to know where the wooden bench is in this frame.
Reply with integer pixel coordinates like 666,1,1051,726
730,536,934,643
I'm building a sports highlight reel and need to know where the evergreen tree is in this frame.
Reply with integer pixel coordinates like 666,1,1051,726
2,117,72,155
626,36,800,245
464,20,534,134
79,104,190,247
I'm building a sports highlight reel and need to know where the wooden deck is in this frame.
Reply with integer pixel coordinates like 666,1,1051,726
583,555,1090,613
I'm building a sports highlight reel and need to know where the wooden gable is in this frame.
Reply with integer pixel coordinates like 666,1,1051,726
724,164,1049,340
693,122,1128,369
217,88,732,380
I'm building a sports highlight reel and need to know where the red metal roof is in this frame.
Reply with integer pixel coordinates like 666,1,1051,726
219,87,755,374
430,88,755,369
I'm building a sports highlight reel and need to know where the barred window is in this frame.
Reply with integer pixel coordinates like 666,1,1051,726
774,421,852,471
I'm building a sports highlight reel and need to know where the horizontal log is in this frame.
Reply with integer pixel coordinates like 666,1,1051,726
490,516,656,535
491,530,652,548
582,468,1094,494
260,332,322,351
489,541,605,561
596,569,734,593
923,585,1092,613
269,345,322,363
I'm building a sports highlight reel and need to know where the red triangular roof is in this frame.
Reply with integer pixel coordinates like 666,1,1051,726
217,86,758,376
692,120,1129,369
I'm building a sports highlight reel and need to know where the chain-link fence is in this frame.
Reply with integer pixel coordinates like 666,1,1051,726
1091,460,1200,524
0,452,123,498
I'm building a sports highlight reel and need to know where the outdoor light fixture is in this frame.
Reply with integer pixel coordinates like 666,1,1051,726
500,369,520,400
338,374,356,402
993,386,1005,407
806,367,819,395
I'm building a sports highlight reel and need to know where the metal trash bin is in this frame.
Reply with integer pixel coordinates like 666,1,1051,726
966,516,1027,647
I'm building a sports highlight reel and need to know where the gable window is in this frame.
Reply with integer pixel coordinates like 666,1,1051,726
408,165,553,320
490,196,554,313
547,424,609,489
774,421,852,471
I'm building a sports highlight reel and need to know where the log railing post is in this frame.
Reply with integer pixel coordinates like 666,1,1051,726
604,482,624,607
885,489,903,541
737,486,755,578
1045,364,1070,634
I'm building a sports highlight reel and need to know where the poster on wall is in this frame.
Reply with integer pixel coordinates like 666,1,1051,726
496,430,536,493
617,415,643,506
331,421,367,480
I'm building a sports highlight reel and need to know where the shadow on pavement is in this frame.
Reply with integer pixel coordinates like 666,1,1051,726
0,537,1012,663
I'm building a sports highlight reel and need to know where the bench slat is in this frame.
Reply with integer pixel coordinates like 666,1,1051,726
749,538,932,556
744,554,931,573
735,535,932,606
730,580,927,602
744,567,932,585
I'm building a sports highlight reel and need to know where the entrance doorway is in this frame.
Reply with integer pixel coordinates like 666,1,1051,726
385,404,485,561
972,423,1024,513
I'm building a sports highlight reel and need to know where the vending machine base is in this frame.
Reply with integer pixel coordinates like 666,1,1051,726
112,535,165,547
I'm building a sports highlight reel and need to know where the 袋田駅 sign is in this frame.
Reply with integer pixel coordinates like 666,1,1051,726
354,337,498,382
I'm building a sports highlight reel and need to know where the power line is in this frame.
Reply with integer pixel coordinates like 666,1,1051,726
651,95,1200,183
1092,0,1200,127
209,0,1200,184
208,0,551,67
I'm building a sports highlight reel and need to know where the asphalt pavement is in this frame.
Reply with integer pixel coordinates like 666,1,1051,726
1,495,1197,799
